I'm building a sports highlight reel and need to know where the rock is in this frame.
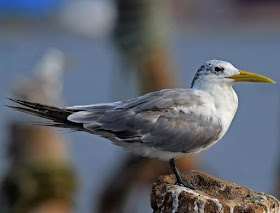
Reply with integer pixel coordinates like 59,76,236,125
151,170,280,213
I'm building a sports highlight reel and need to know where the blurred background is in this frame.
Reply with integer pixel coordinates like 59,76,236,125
0,0,279,212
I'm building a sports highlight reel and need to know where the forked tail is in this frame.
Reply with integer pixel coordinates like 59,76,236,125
6,98,83,130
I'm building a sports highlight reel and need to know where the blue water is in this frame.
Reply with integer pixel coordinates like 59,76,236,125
0,31,279,212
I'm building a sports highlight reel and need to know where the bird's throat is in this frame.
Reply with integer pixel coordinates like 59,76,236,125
210,85,238,137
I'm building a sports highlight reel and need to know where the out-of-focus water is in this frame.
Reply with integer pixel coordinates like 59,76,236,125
0,31,279,212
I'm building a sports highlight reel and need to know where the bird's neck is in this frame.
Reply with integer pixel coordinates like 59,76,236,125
194,82,238,136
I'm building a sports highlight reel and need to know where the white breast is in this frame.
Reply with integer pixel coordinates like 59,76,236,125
207,85,238,139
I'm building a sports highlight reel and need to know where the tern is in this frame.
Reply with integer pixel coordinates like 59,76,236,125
7,60,275,189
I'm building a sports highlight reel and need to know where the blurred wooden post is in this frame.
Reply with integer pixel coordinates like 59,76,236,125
98,1,198,213
1,50,76,213
114,0,175,93
151,170,280,213
2,125,76,213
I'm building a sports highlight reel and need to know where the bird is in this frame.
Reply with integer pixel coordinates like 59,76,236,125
6,59,275,190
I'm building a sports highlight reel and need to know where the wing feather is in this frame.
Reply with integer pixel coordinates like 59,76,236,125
68,89,222,153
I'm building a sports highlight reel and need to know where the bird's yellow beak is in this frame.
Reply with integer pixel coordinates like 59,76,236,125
229,70,276,83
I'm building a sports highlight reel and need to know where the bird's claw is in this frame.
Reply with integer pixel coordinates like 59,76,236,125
175,179,200,191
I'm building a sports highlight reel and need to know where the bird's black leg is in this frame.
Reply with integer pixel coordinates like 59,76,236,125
169,158,199,190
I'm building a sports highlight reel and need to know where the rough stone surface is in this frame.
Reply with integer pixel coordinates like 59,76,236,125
151,170,280,213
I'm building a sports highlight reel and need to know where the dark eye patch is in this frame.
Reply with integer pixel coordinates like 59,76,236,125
214,67,224,72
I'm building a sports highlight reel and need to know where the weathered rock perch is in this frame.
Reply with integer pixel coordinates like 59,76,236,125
151,170,280,213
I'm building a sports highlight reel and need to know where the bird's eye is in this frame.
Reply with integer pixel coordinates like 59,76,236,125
214,67,224,72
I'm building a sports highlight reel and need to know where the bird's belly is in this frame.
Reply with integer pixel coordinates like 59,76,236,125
113,138,220,161
116,141,189,160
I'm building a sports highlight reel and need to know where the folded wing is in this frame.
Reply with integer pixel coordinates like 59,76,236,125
68,89,222,153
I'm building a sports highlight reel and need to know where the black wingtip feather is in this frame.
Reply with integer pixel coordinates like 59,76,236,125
5,98,84,130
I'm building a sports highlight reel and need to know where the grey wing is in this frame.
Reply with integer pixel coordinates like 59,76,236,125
67,89,222,153
116,88,204,111
140,111,222,153
67,102,120,112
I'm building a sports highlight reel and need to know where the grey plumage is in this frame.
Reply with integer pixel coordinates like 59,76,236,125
7,88,223,154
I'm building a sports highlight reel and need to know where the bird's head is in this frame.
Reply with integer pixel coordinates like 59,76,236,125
191,60,275,89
